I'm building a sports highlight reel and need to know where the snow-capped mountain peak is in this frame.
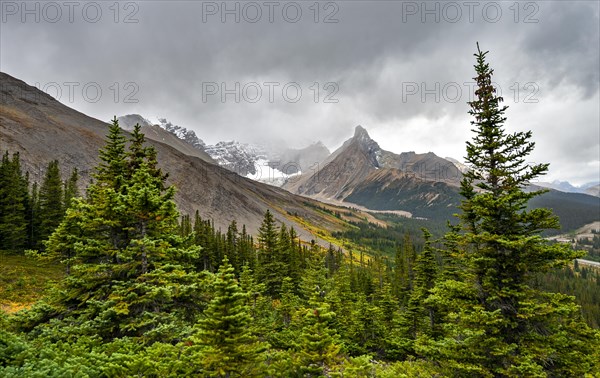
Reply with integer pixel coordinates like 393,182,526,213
203,141,267,177
157,118,205,150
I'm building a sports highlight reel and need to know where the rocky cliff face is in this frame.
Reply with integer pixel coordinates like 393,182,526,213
203,141,267,177
157,118,206,151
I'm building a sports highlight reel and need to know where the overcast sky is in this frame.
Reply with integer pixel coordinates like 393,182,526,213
1,0,598,185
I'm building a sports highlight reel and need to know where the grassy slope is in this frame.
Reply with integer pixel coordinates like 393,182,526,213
0,254,63,313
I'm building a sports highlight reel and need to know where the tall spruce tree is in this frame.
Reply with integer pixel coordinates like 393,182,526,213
39,160,63,245
127,123,167,187
298,292,342,376
258,209,277,253
226,220,239,271
393,234,416,304
41,118,203,341
0,151,28,252
190,257,267,377
27,181,41,250
95,116,127,191
422,43,600,376
256,210,282,296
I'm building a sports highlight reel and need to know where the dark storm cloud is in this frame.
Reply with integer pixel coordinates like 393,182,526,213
1,0,598,184
522,2,599,98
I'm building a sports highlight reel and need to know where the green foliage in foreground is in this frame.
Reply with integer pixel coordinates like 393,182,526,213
0,255,63,312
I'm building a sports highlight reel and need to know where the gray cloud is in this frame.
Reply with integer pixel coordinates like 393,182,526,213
1,0,598,184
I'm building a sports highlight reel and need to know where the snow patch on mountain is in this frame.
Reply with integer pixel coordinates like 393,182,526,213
247,158,301,187
118,114,327,187
204,141,267,177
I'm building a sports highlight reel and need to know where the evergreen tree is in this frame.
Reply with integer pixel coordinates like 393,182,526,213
190,257,267,377
0,151,28,252
393,234,416,304
40,118,203,340
258,209,277,253
401,229,438,352
286,226,302,286
179,214,193,237
193,211,212,271
39,160,63,245
238,224,255,270
298,292,342,376
94,116,127,190
326,262,357,353
226,220,239,271
299,252,328,302
127,123,167,187
424,43,600,376
325,243,338,278
27,181,41,250
256,210,282,296
346,292,386,356
374,281,405,360
63,167,79,211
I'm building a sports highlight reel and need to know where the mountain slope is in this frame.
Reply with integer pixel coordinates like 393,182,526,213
585,184,600,197
283,125,599,228
528,190,600,234
117,114,215,164
116,114,330,185
344,168,462,219
0,72,354,241
283,125,462,216
285,128,379,200
203,141,267,177
203,140,330,182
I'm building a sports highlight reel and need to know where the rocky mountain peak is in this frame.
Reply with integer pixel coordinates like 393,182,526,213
350,125,381,166
117,114,154,131
157,118,206,150
352,125,378,146
312,140,328,150
203,141,266,176
354,125,369,138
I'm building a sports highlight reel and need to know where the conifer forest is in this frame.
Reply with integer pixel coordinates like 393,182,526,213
1,46,599,377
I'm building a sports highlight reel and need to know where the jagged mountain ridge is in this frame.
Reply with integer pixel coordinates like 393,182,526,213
117,114,330,183
0,72,357,241
5,72,594,233
282,125,599,228
117,114,215,164
118,115,207,152
204,141,267,177
536,180,600,197
198,138,330,181
283,126,463,216
158,118,206,150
